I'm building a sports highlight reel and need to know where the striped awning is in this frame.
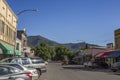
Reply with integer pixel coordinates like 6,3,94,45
95,51,113,58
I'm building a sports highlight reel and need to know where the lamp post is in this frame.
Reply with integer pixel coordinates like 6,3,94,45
14,9,38,56
17,9,38,15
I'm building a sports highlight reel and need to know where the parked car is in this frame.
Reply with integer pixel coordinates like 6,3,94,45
61,60,69,65
83,61,92,68
68,60,78,65
0,63,39,80
96,62,108,69
83,61,108,69
44,61,48,65
0,57,47,75
0,65,32,80
30,57,47,73
111,62,120,72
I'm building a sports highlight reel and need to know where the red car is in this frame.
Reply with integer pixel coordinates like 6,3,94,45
61,61,68,65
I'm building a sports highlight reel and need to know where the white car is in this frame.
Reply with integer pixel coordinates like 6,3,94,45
44,61,48,65
0,63,39,80
83,61,92,67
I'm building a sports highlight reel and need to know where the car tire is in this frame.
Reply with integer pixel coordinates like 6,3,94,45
112,69,117,72
36,68,42,78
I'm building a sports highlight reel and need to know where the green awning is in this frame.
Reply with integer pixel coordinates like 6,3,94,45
0,42,14,54
15,50,22,56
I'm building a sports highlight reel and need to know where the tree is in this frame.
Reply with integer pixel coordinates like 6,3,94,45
54,46,72,61
32,43,51,61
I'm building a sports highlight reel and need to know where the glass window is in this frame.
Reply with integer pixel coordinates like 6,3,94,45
2,21,5,34
6,64,24,70
16,43,19,50
22,59,30,65
11,59,21,64
6,25,9,36
0,21,2,34
31,58,44,64
0,66,16,75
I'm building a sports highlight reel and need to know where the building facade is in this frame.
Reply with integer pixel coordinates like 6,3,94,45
0,0,17,59
17,29,27,56
17,29,34,57
16,38,22,56
86,47,107,61
115,28,120,50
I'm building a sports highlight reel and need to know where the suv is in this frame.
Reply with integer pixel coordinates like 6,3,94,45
0,57,47,75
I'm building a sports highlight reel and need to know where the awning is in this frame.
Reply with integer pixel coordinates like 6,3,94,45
15,50,22,56
0,42,14,54
95,51,113,58
107,50,120,58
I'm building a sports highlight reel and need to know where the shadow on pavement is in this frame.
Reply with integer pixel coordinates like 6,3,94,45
61,65,120,75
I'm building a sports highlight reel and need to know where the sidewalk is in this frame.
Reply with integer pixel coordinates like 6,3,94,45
62,64,111,73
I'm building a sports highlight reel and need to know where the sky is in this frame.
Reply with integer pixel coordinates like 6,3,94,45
6,0,120,46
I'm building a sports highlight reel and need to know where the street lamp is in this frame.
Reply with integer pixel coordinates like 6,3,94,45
17,9,38,15
14,9,38,56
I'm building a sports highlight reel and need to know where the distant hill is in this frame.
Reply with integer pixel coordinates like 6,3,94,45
27,35,60,47
27,35,99,51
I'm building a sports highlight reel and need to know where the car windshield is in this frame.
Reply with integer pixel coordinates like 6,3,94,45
0,66,20,75
31,58,44,64
3,64,24,70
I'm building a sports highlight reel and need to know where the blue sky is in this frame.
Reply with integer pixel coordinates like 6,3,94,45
6,0,120,46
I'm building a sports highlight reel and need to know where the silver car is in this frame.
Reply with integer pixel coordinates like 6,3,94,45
0,57,47,75
0,63,39,80
0,65,32,80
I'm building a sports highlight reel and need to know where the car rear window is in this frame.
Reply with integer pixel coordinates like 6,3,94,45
22,59,30,65
31,58,44,64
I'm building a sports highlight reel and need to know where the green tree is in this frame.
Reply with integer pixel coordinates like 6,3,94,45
54,46,72,61
33,43,51,61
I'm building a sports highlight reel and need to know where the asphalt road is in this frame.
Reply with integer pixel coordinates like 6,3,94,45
40,63,120,80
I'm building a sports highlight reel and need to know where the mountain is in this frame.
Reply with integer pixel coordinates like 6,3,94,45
27,35,99,51
27,35,60,47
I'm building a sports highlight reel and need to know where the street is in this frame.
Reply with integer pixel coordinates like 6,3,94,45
40,63,120,80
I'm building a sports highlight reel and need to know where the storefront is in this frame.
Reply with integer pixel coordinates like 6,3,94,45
106,50,120,65
95,50,120,66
